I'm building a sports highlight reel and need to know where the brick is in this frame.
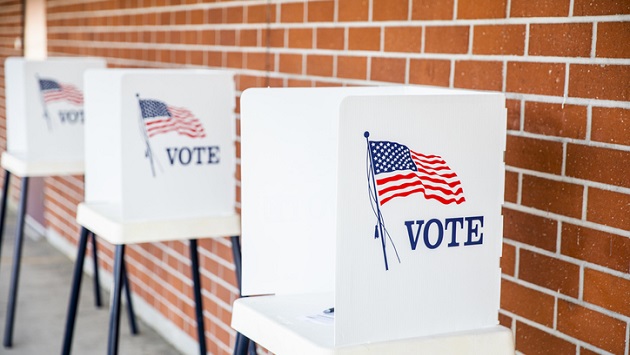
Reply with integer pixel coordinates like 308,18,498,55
454,60,503,91
279,54,302,75
425,26,469,54
505,135,563,174
262,29,285,48
288,28,312,48
226,7,243,23
337,56,367,80
473,25,525,55
573,0,630,16
524,102,587,139
281,2,303,23
515,321,577,355
506,99,521,130
458,0,506,19
503,207,557,251
597,22,630,58
591,107,630,145
586,188,630,231
521,175,583,218
569,64,630,101
562,225,630,273
557,299,627,354
584,268,630,317
287,79,313,88
317,28,344,50
239,29,258,47
190,10,204,24
370,57,406,83
247,4,276,24
498,312,512,328
206,8,221,24
504,170,518,203
506,62,565,96
307,0,334,22
384,27,422,53
566,144,630,188
219,30,236,46
510,0,570,17
373,0,408,21
529,23,592,57
411,0,453,20
501,242,516,276
226,52,243,69
580,348,601,355
306,55,333,77
408,59,450,87
338,0,369,21
501,279,555,327
348,27,380,51
246,52,272,71
520,249,580,297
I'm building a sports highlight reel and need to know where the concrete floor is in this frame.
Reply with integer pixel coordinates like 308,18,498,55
0,210,182,355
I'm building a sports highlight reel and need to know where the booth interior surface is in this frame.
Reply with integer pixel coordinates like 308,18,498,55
238,86,508,350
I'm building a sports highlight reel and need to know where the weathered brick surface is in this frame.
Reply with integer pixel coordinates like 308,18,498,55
557,300,627,355
561,223,630,273
515,321,577,355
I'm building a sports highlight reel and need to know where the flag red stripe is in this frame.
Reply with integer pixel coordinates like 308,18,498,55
376,171,461,188
380,186,466,205
144,105,206,138
378,178,464,197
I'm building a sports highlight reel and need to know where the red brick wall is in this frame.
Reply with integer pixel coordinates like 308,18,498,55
2,1,629,354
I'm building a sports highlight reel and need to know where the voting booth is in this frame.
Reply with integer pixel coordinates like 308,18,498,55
3,57,106,174
232,87,514,354
82,69,237,226
62,69,243,355
1,57,107,349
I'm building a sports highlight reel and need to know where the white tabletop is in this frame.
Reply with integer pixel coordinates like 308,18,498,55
1,151,84,177
232,293,514,355
77,202,241,245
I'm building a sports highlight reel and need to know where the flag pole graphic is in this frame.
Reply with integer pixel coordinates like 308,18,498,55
36,74,52,131
136,94,156,177
365,131,390,271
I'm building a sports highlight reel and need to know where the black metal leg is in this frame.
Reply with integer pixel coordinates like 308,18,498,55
248,339,257,355
230,236,257,355
122,261,139,335
90,232,103,308
0,170,11,271
107,245,125,355
189,239,207,355
61,227,90,355
3,176,28,348
233,333,249,355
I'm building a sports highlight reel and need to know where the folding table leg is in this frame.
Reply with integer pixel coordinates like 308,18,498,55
61,227,91,355
189,239,207,355
122,261,139,335
230,236,258,355
3,176,28,348
89,231,103,307
0,170,11,270
107,244,125,355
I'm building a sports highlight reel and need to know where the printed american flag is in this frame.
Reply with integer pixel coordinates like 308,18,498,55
138,99,206,138
369,140,465,205
39,78,83,105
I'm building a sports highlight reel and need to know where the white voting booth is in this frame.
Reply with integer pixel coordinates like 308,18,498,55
3,57,106,175
1,57,106,349
62,69,242,355
79,69,239,243
233,87,514,354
